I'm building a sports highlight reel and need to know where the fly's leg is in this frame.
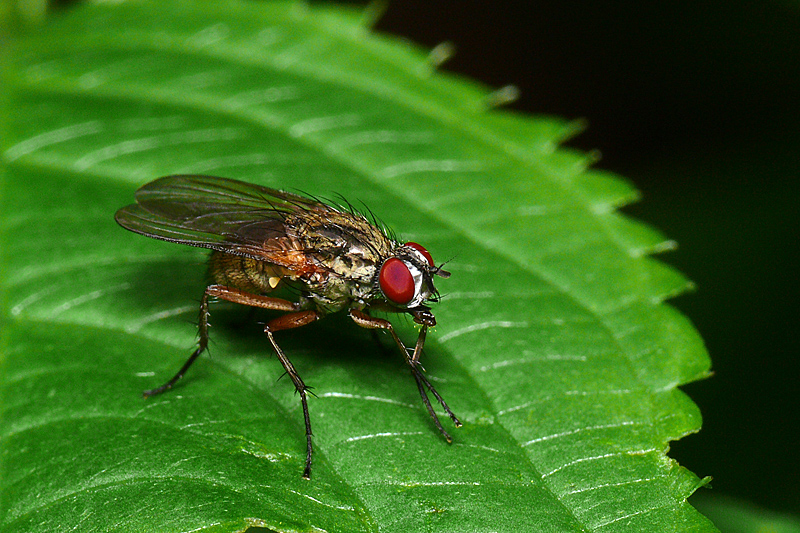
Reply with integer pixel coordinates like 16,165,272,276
143,284,319,478
349,309,461,441
263,310,320,479
143,289,213,398
143,284,298,396
404,326,460,423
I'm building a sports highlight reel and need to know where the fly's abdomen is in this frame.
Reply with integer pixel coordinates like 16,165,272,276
208,251,291,294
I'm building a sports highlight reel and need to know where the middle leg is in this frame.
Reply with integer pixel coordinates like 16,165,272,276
264,310,320,479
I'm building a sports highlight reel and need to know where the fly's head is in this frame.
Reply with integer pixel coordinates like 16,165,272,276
373,242,450,326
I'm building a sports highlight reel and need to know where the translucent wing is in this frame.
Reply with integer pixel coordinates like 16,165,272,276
115,175,330,264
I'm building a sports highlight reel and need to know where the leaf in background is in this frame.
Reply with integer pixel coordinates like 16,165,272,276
691,494,800,533
0,1,715,531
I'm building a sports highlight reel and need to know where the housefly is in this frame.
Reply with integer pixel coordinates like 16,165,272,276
115,175,460,478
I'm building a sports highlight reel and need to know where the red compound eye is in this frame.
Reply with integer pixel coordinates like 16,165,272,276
405,242,434,266
379,258,415,304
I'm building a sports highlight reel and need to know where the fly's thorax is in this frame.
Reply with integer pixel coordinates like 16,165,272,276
287,210,394,268
306,275,376,315
301,253,381,313
284,208,394,299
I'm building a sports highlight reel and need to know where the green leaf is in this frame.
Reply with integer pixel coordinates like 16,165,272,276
691,494,800,533
0,1,715,531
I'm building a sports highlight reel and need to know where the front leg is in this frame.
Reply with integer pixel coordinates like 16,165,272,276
348,309,461,441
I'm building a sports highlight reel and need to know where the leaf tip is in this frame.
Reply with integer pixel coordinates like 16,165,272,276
360,0,389,29
482,84,521,110
428,41,457,70
556,118,589,143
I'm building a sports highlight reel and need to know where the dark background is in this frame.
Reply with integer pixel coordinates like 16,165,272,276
366,0,799,516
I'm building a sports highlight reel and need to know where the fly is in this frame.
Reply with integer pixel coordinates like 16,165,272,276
115,175,460,479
